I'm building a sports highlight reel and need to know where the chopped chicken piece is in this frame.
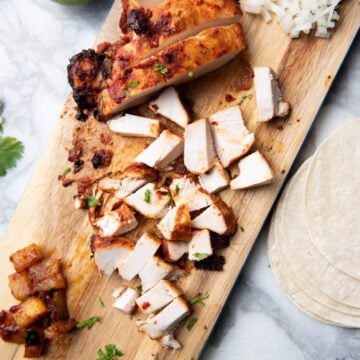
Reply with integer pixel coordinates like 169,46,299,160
118,232,161,281
254,67,290,122
112,286,127,298
10,244,44,273
125,183,170,218
8,272,33,301
160,333,182,350
157,204,191,241
97,24,247,117
135,130,184,170
199,159,230,193
184,119,215,174
192,199,237,235
149,87,189,128
162,240,189,262
188,229,213,261
209,106,255,167
139,256,174,292
98,163,158,199
10,297,48,328
94,203,138,236
169,175,214,212
230,151,273,190
113,287,140,314
136,279,182,314
137,297,190,339
90,235,134,276
107,113,161,138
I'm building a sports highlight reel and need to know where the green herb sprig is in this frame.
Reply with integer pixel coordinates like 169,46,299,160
187,317,198,331
189,292,209,305
76,316,100,330
97,344,124,360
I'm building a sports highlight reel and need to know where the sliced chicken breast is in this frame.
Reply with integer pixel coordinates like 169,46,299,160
149,87,190,128
161,239,189,262
135,130,184,169
136,279,182,314
90,235,134,276
230,151,273,189
137,297,190,339
113,287,140,314
188,229,213,261
118,232,161,281
169,175,214,212
199,159,230,193
157,204,191,241
184,119,215,174
209,106,255,167
139,256,174,292
254,67,290,122
107,113,161,138
191,198,237,235
124,183,170,218
97,24,247,117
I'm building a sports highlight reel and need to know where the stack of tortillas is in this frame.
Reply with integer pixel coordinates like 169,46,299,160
268,119,360,327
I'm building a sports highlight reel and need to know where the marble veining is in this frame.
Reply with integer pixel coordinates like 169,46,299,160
0,1,359,358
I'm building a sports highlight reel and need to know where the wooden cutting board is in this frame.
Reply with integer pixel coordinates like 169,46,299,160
0,1,359,359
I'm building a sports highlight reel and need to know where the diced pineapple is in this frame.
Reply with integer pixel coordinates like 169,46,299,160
8,272,33,301
10,244,44,273
10,297,48,328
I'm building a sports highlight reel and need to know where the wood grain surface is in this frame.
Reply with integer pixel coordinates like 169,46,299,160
0,1,359,359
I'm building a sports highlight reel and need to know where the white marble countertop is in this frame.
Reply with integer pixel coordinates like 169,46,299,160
0,1,359,359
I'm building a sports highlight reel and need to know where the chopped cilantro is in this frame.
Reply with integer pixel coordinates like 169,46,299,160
76,316,100,330
153,354,159,360
121,90,131,97
154,62,169,75
187,70,194,77
97,344,123,360
144,189,151,203
175,184,180,195
99,297,105,308
86,196,101,208
136,285,143,292
127,80,139,88
63,167,71,176
238,93,253,105
240,226,245,232
194,253,209,261
0,136,24,176
189,292,209,305
186,317,197,331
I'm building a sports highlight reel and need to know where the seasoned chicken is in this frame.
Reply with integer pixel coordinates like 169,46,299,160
91,235,134,275
118,232,161,281
192,198,237,235
209,106,255,167
157,204,191,241
161,239,188,262
113,287,140,314
107,113,161,138
135,130,184,170
97,24,247,117
149,87,190,128
188,229,213,261
136,279,182,314
230,151,273,189
199,159,230,193
184,119,215,174
10,244,44,273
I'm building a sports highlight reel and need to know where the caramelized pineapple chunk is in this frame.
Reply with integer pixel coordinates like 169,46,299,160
44,318,77,339
10,244,44,273
8,272,33,301
10,297,48,328
0,310,26,344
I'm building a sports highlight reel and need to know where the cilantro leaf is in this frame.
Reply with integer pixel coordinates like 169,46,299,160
187,70,194,77
99,297,105,308
97,344,123,360
186,317,197,331
76,316,100,330
144,189,151,203
0,136,24,176
189,292,209,305
194,253,209,261
86,196,101,208
127,80,139,88
154,63,169,75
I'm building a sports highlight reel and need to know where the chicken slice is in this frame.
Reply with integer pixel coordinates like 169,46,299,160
98,163,158,199
125,183,170,218
97,24,247,117
94,203,138,237
191,199,237,236
136,279,182,314
169,175,214,212
90,235,134,276
113,287,140,314
118,232,161,281
188,229,213,261
137,297,190,339
199,159,230,194
160,333,182,350
230,151,273,190
254,67,290,122
157,204,191,241
209,106,255,167
112,286,127,298
107,113,161,138
135,130,184,170
139,256,174,292
149,87,189,128
161,240,189,262
184,119,215,174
